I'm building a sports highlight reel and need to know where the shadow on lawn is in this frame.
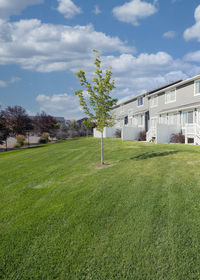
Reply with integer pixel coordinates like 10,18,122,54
131,150,179,160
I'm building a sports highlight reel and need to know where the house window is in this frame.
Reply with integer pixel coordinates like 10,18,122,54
137,114,143,126
194,80,200,96
165,89,176,104
124,116,128,125
182,111,194,127
149,95,158,107
168,113,178,125
137,96,143,106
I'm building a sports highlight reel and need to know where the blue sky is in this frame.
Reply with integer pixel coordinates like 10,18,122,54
0,0,200,119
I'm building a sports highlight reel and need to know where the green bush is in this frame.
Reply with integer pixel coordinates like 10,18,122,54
14,143,21,148
38,137,48,144
16,135,25,146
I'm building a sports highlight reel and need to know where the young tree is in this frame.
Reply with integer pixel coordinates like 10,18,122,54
75,50,118,165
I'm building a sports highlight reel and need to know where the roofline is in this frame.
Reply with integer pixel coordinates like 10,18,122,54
148,74,200,97
112,74,200,109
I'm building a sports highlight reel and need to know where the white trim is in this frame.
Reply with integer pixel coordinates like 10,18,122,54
165,88,176,104
149,95,158,108
194,79,200,96
150,116,158,128
181,110,195,128
137,96,144,107
137,114,144,127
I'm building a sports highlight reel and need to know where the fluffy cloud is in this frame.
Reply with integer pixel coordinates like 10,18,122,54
184,5,200,41
57,0,81,19
112,0,157,26
0,0,43,20
163,30,176,39
184,50,200,63
101,53,192,98
0,19,134,72
36,93,83,119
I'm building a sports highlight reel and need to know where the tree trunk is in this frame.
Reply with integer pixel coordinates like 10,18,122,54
5,139,7,151
101,132,104,165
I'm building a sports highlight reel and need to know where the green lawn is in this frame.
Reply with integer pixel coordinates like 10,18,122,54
1,138,200,279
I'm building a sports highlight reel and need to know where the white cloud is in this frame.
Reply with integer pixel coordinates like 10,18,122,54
36,93,83,119
184,5,200,42
163,30,176,39
93,5,101,15
0,80,7,87
100,52,192,98
0,20,134,72
112,0,157,26
57,0,81,19
0,0,43,20
184,50,200,63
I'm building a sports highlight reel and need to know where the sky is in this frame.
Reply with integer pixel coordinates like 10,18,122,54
0,0,200,119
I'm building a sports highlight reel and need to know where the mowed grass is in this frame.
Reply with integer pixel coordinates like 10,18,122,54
1,138,200,279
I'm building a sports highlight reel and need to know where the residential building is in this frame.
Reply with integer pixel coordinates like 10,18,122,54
95,74,200,144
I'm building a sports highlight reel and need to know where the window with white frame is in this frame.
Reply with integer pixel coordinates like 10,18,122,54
194,80,200,96
149,95,158,107
182,111,194,127
165,89,176,104
137,114,143,126
137,96,143,106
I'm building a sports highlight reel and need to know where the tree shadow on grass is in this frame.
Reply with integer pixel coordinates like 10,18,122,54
130,150,179,160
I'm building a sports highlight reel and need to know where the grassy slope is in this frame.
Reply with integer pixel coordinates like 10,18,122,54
1,138,200,279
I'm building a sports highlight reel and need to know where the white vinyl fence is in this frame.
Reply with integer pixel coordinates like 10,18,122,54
156,124,181,143
93,127,121,138
122,126,143,141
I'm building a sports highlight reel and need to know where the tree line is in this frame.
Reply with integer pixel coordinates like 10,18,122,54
0,105,93,150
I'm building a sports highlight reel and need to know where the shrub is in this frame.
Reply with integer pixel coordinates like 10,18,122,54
42,132,50,139
16,134,25,146
38,132,50,144
14,143,21,148
139,131,146,141
170,132,185,144
38,137,48,144
115,129,121,138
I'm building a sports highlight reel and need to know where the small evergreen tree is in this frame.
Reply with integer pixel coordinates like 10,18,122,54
75,50,117,165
